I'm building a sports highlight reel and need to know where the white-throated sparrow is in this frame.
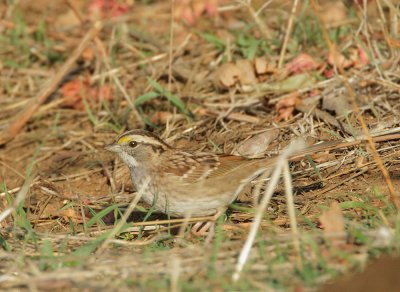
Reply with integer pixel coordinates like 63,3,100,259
105,130,336,218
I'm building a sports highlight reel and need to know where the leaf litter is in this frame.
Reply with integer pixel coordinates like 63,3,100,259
1,0,400,290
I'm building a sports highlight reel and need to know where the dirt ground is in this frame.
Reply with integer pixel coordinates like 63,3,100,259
1,0,400,290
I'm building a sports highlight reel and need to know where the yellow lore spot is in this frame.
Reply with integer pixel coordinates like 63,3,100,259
117,136,132,144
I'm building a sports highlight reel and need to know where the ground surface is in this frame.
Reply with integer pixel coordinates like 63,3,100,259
1,0,400,291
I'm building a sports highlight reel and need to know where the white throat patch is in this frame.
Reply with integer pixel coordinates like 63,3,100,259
119,152,139,167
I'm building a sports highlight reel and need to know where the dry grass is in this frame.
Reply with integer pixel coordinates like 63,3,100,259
1,0,400,290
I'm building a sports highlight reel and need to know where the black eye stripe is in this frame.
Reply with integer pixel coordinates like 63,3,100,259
124,140,167,153
138,142,166,153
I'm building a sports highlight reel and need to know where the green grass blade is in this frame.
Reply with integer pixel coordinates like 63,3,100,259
134,91,159,107
86,204,121,228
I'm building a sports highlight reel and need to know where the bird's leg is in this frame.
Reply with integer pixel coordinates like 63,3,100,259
191,208,226,236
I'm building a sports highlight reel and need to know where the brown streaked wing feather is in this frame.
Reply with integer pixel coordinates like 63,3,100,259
161,152,220,183
163,151,269,183
207,155,263,178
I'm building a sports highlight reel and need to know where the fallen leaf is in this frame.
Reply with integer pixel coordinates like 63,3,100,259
174,0,219,25
254,57,268,75
234,129,280,158
286,53,320,74
271,73,316,92
82,47,95,63
89,0,131,20
213,62,242,89
322,93,351,116
61,77,114,110
254,57,277,75
327,51,354,69
275,92,300,122
235,59,257,85
324,69,334,78
243,72,316,94
61,79,86,109
319,201,345,234
213,58,263,90
59,208,83,223
92,83,114,103
350,45,370,68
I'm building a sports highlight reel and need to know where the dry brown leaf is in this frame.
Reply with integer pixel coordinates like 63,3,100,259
235,59,257,85
322,93,351,116
214,59,260,90
61,78,89,110
275,92,300,122
286,53,320,74
82,47,95,63
174,0,219,24
234,129,280,158
59,208,83,223
349,46,370,68
61,77,114,110
254,57,269,75
319,201,345,234
88,0,131,20
327,51,354,69
213,62,242,88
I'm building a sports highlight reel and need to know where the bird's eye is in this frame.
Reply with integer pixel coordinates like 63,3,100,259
129,141,138,148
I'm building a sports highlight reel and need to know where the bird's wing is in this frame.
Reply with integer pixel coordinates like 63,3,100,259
161,152,269,184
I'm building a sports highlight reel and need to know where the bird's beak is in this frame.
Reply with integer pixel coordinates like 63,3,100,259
104,142,121,153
